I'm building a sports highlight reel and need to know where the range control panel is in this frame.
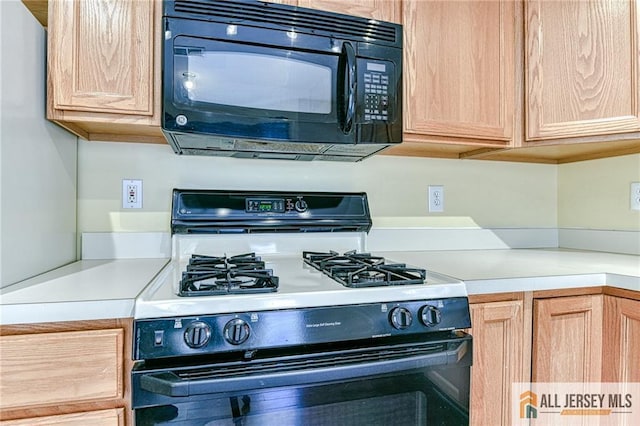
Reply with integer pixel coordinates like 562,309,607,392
134,297,471,360
170,190,373,233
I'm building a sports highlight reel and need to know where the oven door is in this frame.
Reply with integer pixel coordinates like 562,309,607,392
133,333,471,426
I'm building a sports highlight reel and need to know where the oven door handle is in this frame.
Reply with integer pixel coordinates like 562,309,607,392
139,339,469,397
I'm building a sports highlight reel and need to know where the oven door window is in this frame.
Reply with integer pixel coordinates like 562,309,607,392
172,37,337,120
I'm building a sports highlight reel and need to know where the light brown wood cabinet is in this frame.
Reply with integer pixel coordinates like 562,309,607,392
532,294,603,383
476,0,640,163
386,0,519,160
525,0,640,141
0,319,132,425
23,0,640,163
469,289,640,425
297,0,400,23
602,295,640,382
0,409,124,426
46,0,164,143
468,295,531,426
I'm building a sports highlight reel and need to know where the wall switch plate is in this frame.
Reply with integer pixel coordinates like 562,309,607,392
631,182,640,211
428,185,444,213
122,179,143,209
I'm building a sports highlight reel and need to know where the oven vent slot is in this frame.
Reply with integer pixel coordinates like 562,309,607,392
172,0,399,43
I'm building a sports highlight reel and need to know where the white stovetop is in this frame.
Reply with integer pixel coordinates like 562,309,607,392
134,233,466,319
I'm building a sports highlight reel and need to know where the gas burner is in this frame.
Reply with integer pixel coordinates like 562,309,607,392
303,250,426,288
179,253,279,296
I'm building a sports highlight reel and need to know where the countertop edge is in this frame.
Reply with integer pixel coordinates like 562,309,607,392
0,299,135,326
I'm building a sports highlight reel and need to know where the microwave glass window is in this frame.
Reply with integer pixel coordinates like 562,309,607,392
180,52,332,114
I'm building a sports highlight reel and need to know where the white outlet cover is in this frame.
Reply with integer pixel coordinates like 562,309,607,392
428,185,444,213
631,182,640,211
122,179,143,209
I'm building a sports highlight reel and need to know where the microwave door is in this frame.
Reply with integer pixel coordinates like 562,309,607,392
165,36,355,145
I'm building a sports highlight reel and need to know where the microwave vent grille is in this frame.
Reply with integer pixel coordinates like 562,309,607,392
173,0,398,43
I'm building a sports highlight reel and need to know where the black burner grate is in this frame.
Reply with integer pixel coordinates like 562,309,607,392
302,250,426,288
179,253,279,296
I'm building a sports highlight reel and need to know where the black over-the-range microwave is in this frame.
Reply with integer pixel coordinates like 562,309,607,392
162,0,403,161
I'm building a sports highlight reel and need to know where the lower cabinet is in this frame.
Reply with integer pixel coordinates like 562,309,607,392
0,409,124,426
532,294,603,382
0,319,132,425
469,290,639,426
468,294,531,426
602,295,640,382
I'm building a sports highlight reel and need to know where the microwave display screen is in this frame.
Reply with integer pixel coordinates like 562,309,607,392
179,50,332,114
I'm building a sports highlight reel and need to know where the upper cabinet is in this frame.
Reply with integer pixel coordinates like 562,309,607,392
297,0,400,23
475,0,640,163
23,0,640,162
525,0,640,141
389,0,518,159
46,0,164,143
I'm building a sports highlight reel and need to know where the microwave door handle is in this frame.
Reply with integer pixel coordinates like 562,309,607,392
339,42,357,134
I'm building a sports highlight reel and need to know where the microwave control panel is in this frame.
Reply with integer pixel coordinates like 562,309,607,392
362,61,393,122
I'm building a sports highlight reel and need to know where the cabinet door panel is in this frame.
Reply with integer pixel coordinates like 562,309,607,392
49,0,155,115
0,409,124,426
603,296,640,382
404,0,515,141
533,295,603,382
297,0,400,23
526,0,640,139
0,329,124,409
469,300,526,426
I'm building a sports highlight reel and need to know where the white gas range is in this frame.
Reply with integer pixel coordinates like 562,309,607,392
131,190,472,425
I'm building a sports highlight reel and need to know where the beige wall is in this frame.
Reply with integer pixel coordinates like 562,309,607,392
558,153,640,231
1,1,77,287
77,141,558,233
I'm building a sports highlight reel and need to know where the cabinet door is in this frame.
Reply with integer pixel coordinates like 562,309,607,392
603,296,640,382
469,300,528,426
533,295,603,382
526,0,640,140
297,0,400,23
403,0,516,142
48,0,155,116
0,329,124,409
0,409,124,426
267,0,298,5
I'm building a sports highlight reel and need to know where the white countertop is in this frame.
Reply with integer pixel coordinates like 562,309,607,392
0,258,169,325
374,249,640,294
0,249,638,325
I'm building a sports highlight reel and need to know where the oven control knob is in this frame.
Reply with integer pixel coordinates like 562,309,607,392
420,305,442,327
184,321,211,348
389,307,413,330
224,318,251,345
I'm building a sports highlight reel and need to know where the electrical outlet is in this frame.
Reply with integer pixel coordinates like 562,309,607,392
428,185,444,213
631,182,640,211
122,179,143,209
